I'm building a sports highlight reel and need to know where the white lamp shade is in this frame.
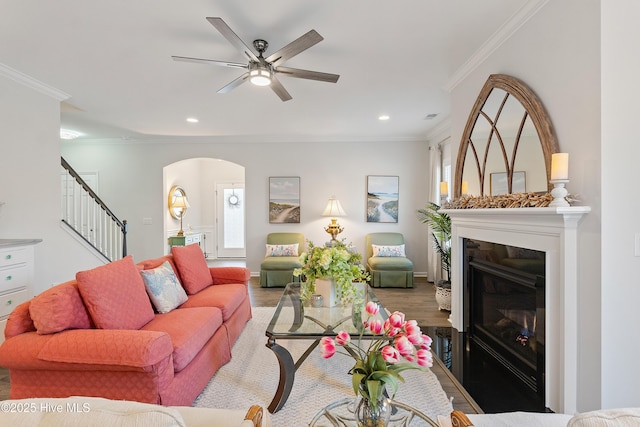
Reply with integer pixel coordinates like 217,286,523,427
322,197,346,217
172,195,190,209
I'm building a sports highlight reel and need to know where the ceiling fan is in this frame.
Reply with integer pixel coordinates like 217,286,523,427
172,17,340,102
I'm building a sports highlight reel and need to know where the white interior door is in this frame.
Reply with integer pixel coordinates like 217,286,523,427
216,183,246,258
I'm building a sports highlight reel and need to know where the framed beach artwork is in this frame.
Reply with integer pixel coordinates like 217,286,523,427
269,177,300,223
366,175,399,223
490,171,526,196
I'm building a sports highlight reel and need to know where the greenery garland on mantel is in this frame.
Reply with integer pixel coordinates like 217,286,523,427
444,192,565,209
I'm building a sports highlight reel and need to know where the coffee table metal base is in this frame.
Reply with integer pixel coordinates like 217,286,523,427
265,336,320,413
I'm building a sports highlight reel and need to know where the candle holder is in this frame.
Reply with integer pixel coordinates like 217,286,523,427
549,179,570,207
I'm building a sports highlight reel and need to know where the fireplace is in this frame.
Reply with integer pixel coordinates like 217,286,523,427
444,206,590,414
465,240,545,399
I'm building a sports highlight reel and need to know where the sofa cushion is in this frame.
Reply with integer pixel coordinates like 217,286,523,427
260,256,301,270
0,397,187,427
76,255,155,330
140,261,188,314
368,256,413,270
568,408,640,426
171,244,213,295
179,284,246,321
142,307,223,372
29,280,92,335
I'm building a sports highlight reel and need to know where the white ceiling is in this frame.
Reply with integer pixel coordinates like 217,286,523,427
0,0,531,143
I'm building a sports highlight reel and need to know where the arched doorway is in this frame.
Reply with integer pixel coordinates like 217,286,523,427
163,158,245,260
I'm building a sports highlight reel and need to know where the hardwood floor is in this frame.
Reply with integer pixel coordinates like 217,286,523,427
0,276,482,414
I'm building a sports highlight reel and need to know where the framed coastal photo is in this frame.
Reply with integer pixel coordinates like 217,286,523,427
490,171,526,195
269,177,300,223
366,175,399,223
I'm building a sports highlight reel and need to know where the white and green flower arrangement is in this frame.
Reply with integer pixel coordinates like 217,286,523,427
294,239,369,305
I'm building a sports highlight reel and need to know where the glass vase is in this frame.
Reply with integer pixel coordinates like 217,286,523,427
355,394,391,427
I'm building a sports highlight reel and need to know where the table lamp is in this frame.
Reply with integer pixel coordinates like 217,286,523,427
172,194,190,236
322,196,346,243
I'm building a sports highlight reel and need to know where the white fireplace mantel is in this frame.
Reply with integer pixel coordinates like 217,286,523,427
443,206,590,414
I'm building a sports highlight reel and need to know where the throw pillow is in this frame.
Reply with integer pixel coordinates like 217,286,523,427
372,244,406,257
76,255,155,330
29,281,92,335
265,243,299,257
171,244,213,294
140,261,188,313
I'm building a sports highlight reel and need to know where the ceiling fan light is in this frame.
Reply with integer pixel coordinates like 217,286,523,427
250,69,271,86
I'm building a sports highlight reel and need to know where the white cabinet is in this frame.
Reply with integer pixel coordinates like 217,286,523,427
0,239,40,344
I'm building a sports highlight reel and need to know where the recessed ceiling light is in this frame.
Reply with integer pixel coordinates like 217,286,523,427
186,117,199,123
60,129,82,140
378,115,390,121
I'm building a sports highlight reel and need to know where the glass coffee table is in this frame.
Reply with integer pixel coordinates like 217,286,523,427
265,282,387,413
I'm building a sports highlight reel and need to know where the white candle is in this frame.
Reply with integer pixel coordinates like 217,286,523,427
440,181,448,196
551,153,569,180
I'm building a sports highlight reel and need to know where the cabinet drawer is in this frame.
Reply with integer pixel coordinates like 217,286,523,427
0,289,29,318
0,264,29,293
0,247,28,268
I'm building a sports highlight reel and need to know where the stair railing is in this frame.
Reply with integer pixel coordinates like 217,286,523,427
60,157,127,262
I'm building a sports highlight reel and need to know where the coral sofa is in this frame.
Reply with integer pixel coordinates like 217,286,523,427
0,244,252,406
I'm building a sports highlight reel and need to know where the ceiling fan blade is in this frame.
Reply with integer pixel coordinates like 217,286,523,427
206,17,259,62
172,56,248,69
265,30,324,66
217,72,250,94
269,75,293,102
275,66,340,83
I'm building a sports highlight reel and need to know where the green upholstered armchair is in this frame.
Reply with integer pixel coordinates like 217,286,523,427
365,233,414,288
259,233,305,288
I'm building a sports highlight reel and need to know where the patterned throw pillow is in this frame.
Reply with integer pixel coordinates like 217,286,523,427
372,244,406,257
265,243,299,257
140,261,188,313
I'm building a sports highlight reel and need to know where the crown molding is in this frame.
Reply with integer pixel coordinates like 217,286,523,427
443,0,550,93
64,133,429,145
425,116,451,144
0,62,70,101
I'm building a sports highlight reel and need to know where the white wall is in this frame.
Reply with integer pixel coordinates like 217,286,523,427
62,139,430,275
449,0,602,411
0,73,106,295
601,0,640,410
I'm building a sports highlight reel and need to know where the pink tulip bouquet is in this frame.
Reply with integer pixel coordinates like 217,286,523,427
320,301,434,409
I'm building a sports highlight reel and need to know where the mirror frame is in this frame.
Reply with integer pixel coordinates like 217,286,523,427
168,185,188,219
453,74,559,199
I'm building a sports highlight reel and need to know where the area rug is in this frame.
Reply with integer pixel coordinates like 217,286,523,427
194,307,453,425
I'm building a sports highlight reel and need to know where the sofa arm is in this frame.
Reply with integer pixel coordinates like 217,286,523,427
210,267,251,286
4,300,36,339
0,329,173,371
38,329,173,367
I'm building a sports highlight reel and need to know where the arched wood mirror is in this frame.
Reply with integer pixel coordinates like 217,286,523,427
454,74,559,199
